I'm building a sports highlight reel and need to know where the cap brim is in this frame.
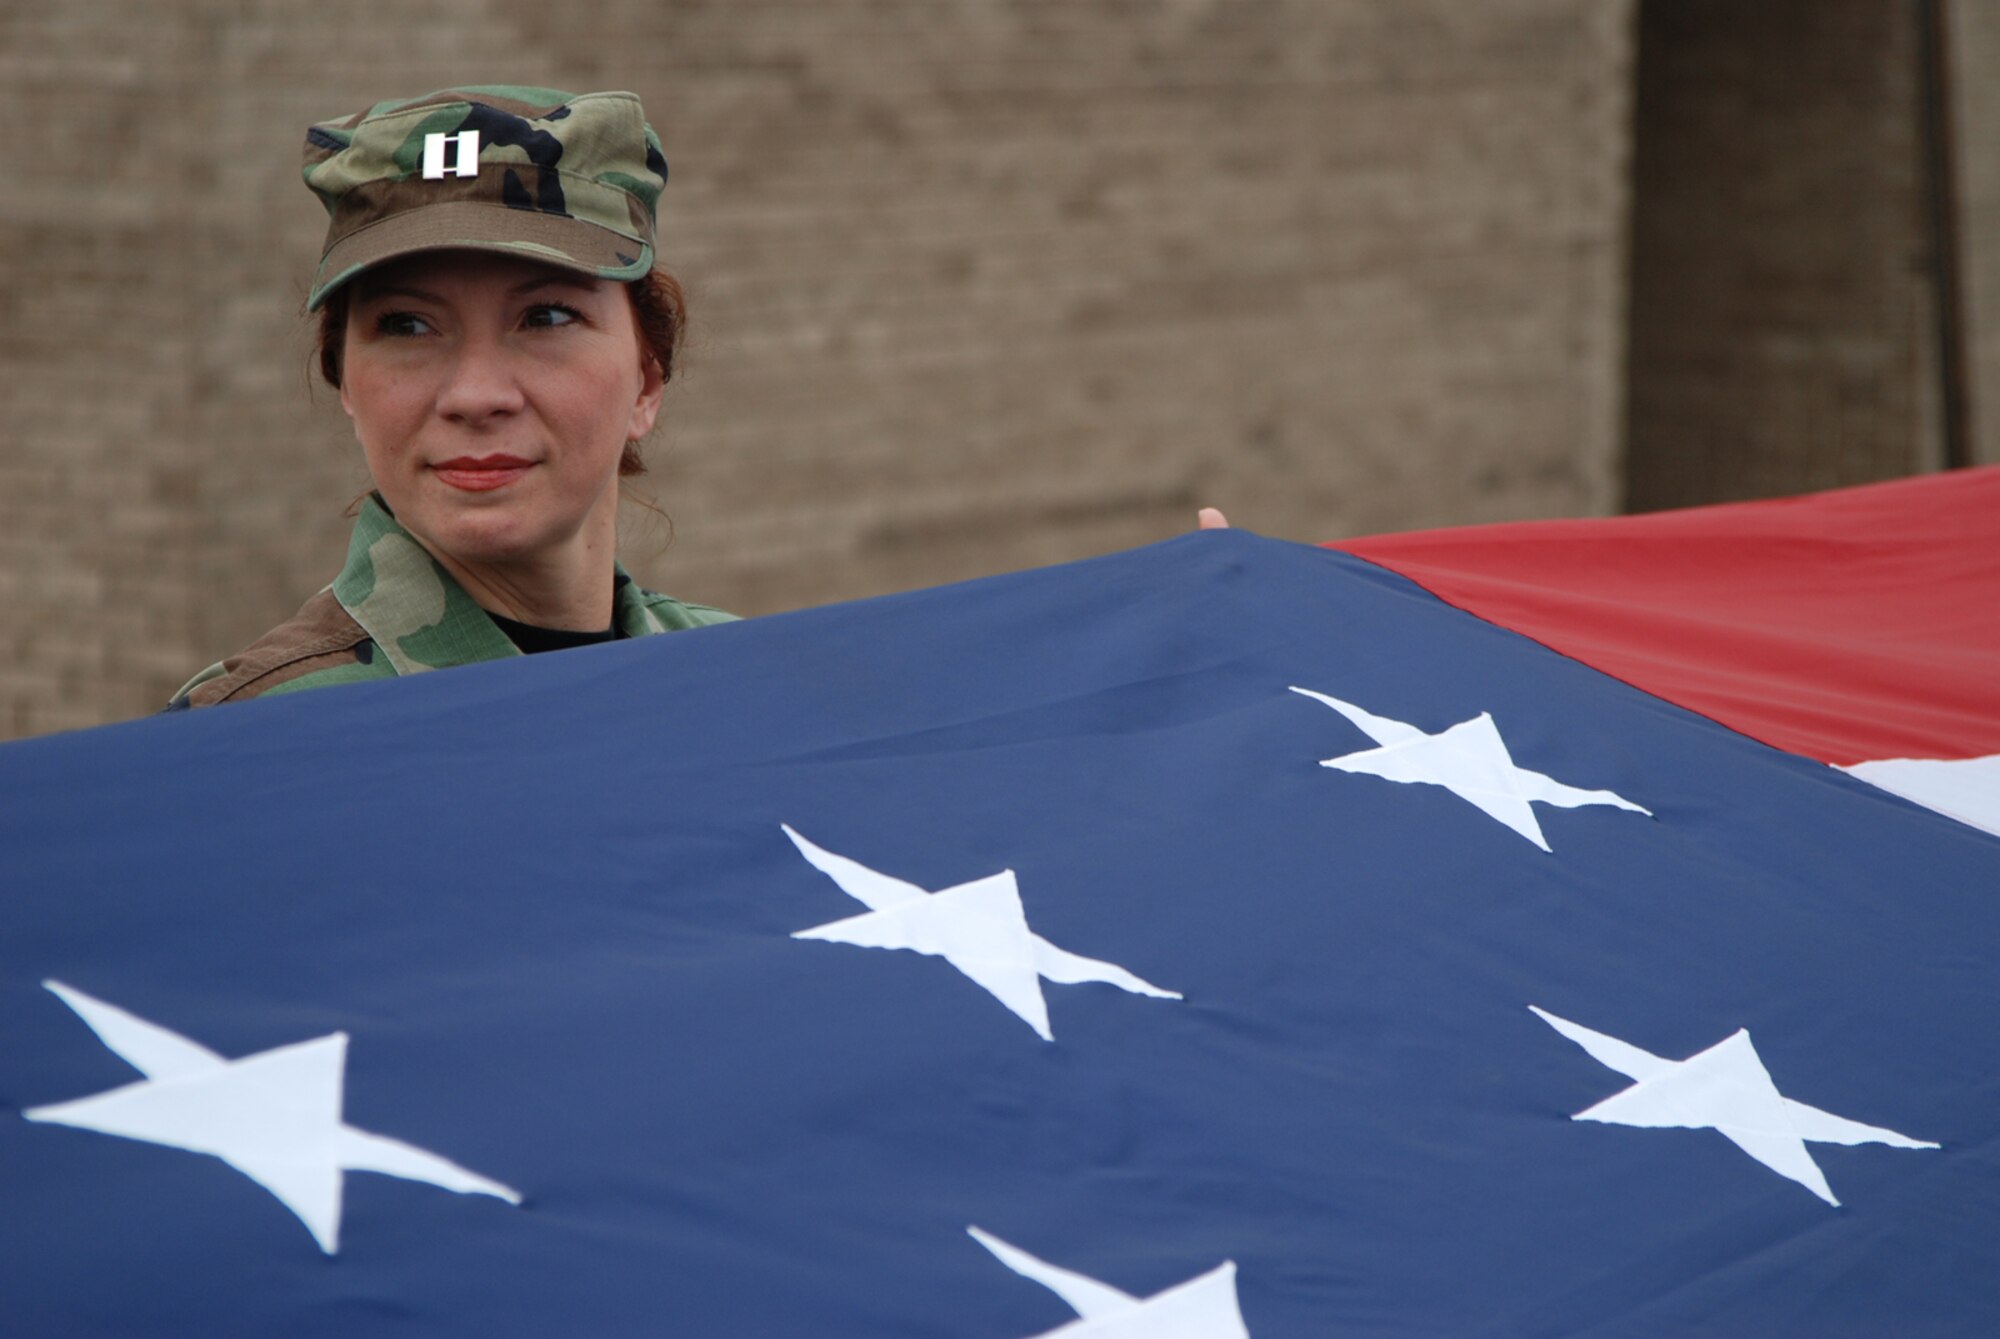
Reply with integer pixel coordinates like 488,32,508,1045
308,201,651,309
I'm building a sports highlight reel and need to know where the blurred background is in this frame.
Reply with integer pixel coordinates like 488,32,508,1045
5,0,1996,738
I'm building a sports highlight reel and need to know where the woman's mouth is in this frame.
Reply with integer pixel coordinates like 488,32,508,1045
433,455,533,492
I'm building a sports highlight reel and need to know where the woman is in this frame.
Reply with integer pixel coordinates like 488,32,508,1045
171,85,733,709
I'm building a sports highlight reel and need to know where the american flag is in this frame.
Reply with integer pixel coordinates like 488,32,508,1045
4,468,1997,1335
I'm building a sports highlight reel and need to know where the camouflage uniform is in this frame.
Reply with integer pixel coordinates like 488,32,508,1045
170,497,733,708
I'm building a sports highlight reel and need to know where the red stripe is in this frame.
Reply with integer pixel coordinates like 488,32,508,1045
1332,466,2000,766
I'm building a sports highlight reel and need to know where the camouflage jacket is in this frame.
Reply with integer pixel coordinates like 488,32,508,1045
171,496,734,709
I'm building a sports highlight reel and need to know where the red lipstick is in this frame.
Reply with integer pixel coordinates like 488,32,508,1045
433,455,532,492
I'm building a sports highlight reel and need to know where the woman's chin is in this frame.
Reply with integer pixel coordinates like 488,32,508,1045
384,475,615,573
411,510,566,570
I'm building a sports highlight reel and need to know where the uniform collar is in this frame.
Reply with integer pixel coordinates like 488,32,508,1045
331,495,651,676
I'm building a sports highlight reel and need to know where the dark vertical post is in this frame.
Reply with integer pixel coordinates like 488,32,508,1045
1623,0,1948,511
1919,0,1972,469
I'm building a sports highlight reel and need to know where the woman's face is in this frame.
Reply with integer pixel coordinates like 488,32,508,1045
339,251,662,575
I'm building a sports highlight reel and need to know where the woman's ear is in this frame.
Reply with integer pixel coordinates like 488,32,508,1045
628,353,666,440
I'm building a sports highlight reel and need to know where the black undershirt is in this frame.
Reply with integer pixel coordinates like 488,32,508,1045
487,612,621,655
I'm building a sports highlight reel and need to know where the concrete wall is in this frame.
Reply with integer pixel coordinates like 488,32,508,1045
7,0,1639,738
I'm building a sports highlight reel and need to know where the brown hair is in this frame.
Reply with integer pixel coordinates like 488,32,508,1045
315,266,688,478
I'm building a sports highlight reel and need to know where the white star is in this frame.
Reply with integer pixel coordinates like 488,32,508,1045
1531,1005,1939,1206
23,980,522,1254
783,826,1181,1042
1289,686,1651,851
969,1226,1250,1339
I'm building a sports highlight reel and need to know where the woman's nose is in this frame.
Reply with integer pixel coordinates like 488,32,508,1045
434,340,526,424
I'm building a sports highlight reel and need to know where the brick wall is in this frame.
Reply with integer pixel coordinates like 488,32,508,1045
0,6,202,739
2,0,1637,738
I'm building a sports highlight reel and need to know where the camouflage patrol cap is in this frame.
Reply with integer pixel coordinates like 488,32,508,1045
301,85,667,310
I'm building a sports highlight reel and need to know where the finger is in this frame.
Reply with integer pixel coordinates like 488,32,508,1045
1197,507,1231,530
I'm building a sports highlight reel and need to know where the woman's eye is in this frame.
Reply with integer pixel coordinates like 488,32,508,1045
374,311,434,337
524,303,581,329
